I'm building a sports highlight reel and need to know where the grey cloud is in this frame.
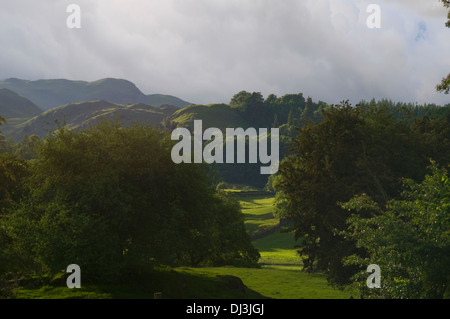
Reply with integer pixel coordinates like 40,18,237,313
0,0,449,105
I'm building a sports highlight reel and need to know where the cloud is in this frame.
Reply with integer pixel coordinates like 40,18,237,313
0,0,449,105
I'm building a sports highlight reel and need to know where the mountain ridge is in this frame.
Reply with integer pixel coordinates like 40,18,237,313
0,78,191,110
0,88,42,119
9,100,179,140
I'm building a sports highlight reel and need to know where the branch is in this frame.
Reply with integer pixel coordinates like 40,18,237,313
437,73,450,94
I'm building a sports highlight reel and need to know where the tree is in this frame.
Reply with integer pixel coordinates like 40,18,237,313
0,116,11,154
276,102,369,285
0,153,29,215
275,101,434,286
0,153,30,296
441,0,450,27
272,113,280,128
437,74,450,94
263,93,308,128
13,134,43,160
230,91,270,127
287,108,295,126
229,91,253,108
206,191,260,266
436,0,450,94
3,120,258,283
300,97,316,125
340,162,450,299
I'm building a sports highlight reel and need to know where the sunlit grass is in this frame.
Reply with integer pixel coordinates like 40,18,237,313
188,193,351,299
240,195,279,237
254,231,301,266
189,266,349,299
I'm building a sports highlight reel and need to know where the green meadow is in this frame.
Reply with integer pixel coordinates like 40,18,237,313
188,192,350,299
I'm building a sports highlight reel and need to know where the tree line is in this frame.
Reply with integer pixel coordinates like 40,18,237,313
219,91,450,189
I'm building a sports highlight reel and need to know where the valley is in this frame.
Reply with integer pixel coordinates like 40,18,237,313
1,78,449,300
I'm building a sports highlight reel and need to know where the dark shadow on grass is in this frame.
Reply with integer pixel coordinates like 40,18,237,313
244,212,275,221
95,268,270,299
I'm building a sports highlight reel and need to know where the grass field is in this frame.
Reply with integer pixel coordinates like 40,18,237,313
12,190,351,299
187,191,350,299
239,195,280,238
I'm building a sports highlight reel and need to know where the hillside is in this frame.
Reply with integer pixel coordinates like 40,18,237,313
0,88,42,119
10,100,178,140
0,78,191,110
5,101,252,141
170,103,249,130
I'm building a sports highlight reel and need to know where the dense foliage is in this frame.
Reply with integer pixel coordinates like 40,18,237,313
341,162,450,299
0,121,259,287
220,91,325,188
275,101,450,291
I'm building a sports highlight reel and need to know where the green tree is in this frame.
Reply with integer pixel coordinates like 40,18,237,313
300,97,316,124
206,191,260,266
275,101,434,285
0,153,30,296
437,74,450,94
340,162,450,299
0,116,11,154
230,91,271,127
265,94,305,126
287,108,295,126
0,153,29,215
412,115,450,168
229,91,253,108
272,113,280,128
4,121,258,283
13,134,43,160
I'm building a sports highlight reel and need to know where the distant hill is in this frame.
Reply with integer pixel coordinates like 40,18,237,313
0,88,42,119
10,100,178,140
0,78,191,110
6,101,251,140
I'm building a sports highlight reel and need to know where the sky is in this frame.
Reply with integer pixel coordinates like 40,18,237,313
0,0,449,106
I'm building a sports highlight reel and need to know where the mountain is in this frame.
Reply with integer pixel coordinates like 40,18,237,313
0,88,42,119
10,100,178,140
0,78,191,110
